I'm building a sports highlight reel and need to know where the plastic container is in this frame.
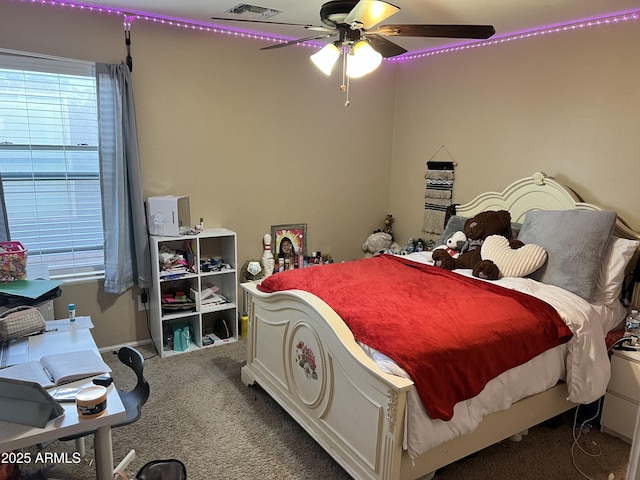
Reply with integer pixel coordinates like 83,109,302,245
624,309,639,344
406,238,415,254
68,303,76,325
76,385,107,418
240,315,248,338
0,241,27,282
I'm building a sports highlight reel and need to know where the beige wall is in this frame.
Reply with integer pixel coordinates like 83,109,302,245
0,1,396,348
389,21,640,244
2,2,639,348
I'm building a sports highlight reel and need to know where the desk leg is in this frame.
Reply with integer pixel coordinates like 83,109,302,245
75,437,86,457
94,426,114,480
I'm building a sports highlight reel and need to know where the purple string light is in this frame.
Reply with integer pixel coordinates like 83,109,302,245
391,9,640,62
16,0,640,61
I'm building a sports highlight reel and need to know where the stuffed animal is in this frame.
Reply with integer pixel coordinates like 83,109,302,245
433,230,468,259
480,235,547,278
432,210,523,280
362,232,401,258
373,215,396,238
382,214,395,236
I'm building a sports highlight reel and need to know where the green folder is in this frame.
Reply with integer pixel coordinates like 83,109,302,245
0,279,63,300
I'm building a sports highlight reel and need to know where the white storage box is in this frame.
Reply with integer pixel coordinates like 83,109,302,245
147,195,191,237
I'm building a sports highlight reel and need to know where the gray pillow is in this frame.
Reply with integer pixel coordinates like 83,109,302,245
510,222,522,238
517,209,617,301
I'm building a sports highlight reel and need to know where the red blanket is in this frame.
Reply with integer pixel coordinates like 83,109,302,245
259,255,573,420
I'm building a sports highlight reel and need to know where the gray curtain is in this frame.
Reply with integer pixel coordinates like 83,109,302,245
0,172,10,242
96,63,150,294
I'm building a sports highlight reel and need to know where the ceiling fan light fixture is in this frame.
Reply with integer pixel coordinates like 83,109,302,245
310,43,341,75
346,40,382,78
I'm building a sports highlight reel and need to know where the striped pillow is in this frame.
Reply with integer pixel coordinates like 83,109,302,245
481,235,547,278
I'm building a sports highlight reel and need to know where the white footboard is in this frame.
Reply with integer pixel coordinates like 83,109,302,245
242,283,576,480
242,283,413,480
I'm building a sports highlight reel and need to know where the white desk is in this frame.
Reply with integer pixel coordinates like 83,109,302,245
0,329,126,480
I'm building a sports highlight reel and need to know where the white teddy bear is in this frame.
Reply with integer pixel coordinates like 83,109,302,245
434,230,468,259
420,230,468,262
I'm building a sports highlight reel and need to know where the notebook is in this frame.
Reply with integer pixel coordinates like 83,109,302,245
0,349,111,388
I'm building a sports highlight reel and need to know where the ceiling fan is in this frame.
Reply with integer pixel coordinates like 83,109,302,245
211,0,496,58
212,1,495,104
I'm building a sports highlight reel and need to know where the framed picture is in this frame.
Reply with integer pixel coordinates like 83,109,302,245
271,224,307,257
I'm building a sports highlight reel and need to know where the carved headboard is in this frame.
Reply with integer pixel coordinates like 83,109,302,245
456,171,640,306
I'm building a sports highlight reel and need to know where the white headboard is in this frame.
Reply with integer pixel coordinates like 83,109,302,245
455,171,640,306
456,171,640,241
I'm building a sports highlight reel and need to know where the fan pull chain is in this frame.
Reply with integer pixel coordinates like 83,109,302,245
340,49,350,107
345,76,350,107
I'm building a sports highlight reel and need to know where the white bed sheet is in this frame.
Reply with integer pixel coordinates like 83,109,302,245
359,252,621,459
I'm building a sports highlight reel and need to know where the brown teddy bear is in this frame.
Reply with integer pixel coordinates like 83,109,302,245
431,210,523,280
382,214,395,236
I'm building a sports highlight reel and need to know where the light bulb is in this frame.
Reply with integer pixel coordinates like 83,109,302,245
310,43,341,76
346,41,382,78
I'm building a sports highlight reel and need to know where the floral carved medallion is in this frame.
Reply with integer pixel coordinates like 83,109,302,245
289,322,325,407
295,341,318,380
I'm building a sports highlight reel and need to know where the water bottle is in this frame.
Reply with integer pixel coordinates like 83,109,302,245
624,309,639,345
406,238,415,254
240,314,248,338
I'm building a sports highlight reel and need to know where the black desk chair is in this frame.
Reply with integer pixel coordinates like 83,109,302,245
110,346,150,427
60,346,150,474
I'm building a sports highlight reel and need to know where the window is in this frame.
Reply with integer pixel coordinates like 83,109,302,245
0,52,103,281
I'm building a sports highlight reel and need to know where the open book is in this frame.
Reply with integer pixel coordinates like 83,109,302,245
0,349,111,388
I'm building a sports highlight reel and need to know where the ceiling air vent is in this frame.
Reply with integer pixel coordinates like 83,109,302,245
224,4,282,19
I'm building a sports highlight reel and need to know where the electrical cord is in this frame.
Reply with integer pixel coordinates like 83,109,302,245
571,403,604,480
569,336,632,480
133,287,158,359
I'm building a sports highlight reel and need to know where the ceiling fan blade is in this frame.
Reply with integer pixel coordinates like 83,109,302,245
260,33,336,51
210,16,330,31
344,0,400,30
372,24,496,39
365,34,407,58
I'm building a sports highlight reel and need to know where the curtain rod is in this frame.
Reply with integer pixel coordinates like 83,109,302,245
0,48,93,66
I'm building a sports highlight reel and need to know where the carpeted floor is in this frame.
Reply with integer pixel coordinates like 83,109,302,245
22,339,631,479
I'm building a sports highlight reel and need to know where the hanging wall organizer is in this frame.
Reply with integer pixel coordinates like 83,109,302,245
423,146,457,235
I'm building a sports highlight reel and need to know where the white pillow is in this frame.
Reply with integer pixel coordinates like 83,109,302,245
592,236,639,305
480,235,547,278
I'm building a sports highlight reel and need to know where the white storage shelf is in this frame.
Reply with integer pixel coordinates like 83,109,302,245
601,348,640,443
149,228,238,357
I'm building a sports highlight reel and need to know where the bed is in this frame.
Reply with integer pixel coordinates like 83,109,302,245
241,171,640,480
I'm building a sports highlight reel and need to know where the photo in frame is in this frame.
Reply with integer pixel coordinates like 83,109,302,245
271,224,307,258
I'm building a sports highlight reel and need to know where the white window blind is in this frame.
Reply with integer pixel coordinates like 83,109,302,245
0,52,104,281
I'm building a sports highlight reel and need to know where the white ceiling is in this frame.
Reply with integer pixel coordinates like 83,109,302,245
86,0,640,53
